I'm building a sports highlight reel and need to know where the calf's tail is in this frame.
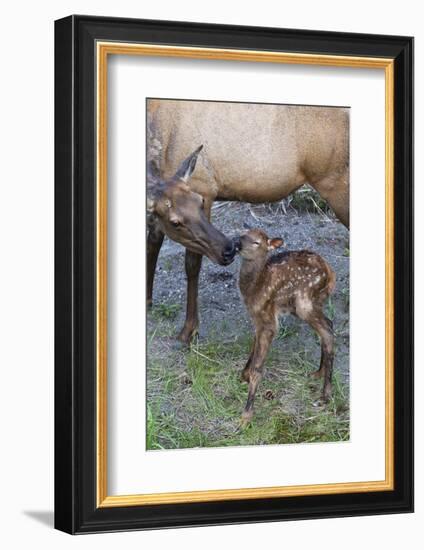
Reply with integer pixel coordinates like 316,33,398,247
323,260,336,297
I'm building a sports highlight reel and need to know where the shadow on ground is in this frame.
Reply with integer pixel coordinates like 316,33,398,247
23,510,54,528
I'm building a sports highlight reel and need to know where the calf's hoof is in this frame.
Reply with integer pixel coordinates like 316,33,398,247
309,369,324,379
321,383,332,403
239,410,253,429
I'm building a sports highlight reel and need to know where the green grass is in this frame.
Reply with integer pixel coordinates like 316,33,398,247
287,185,333,216
326,296,336,321
146,324,350,450
151,302,181,320
162,258,173,272
276,322,299,341
341,286,350,312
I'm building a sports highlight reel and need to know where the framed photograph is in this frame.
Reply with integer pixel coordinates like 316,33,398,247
54,15,413,534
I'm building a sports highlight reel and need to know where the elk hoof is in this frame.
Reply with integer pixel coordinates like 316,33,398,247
177,326,198,346
147,298,153,309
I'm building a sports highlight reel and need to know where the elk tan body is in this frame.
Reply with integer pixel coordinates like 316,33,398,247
237,229,336,423
147,100,348,343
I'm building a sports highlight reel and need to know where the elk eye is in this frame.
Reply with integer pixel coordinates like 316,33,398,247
170,220,181,228
253,241,260,246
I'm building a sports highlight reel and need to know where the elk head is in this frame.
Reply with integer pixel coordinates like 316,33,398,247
147,145,236,265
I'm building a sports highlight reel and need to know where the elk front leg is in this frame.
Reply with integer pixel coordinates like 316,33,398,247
178,250,203,345
146,225,164,308
242,326,275,425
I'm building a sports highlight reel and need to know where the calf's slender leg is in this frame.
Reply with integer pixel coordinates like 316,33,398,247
309,316,334,380
146,225,164,308
242,324,276,424
241,336,256,382
305,311,334,401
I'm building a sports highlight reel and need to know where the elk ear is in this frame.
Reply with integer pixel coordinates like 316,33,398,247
174,145,203,183
267,238,284,250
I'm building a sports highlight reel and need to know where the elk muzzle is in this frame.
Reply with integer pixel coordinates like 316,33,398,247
232,236,242,253
165,213,237,265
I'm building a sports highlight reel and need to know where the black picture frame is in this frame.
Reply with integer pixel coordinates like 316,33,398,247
55,14,413,534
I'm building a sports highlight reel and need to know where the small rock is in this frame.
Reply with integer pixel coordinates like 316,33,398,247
179,372,192,386
264,389,275,400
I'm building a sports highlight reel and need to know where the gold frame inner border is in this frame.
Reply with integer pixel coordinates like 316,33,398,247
96,41,395,508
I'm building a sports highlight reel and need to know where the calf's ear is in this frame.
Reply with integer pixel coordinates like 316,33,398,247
267,238,284,250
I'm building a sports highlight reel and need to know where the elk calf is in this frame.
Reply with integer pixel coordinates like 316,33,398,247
236,229,336,424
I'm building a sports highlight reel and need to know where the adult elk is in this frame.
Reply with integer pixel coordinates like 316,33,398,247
147,100,349,344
